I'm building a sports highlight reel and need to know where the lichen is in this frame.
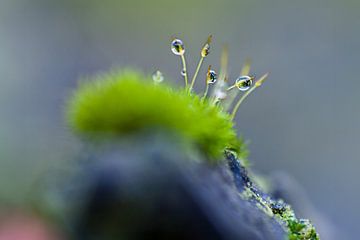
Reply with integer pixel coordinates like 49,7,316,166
225,151,319,240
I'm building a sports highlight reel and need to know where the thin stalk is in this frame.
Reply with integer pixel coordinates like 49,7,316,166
227,85,236,91
219,45,228,81
223,60,252,112
189,57,204,92
202,83,210,101
230,73,268,120
230,86,257,120
180,55,188,87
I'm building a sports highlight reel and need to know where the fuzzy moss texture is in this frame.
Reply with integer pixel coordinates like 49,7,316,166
67,70,247,162
67,69,319,240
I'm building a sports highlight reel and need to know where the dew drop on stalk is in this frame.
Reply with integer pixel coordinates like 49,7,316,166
152,70,164,83
171,39,185,56
236,75,253,91
207,69,217,84
181,69,186,76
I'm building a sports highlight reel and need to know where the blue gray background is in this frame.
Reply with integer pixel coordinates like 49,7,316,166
0,0,359,238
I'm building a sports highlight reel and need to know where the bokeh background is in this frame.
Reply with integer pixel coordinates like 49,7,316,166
0,0,359,238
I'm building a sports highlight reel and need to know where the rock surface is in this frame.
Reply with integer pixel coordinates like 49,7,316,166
47,136,286,240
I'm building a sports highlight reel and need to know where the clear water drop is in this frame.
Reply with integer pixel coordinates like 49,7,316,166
180,69,186,76
206,69,217,84
236,75,253,91
152,70,164,83
171,39,185,56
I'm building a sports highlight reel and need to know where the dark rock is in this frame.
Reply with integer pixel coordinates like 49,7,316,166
49,136,286,240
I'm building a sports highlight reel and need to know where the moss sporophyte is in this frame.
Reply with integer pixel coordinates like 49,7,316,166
66,35,320,239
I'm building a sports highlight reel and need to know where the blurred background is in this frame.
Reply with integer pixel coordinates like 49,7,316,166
0,0,359,238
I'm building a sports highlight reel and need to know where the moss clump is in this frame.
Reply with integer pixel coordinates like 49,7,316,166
66,70,246,161
287,219,319,240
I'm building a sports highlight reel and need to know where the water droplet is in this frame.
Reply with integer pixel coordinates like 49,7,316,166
180,69,186,76
270,201,287,215
236,75,253,91
152,70,164,83
206,69,217,84
171,39,185,56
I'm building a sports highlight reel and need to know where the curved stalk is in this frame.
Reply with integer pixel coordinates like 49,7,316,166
230,73,268,120
180,55,188,87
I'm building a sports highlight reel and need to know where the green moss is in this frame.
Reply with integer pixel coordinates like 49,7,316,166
286,219,319,240
288,220,306,233
66,69,247,162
